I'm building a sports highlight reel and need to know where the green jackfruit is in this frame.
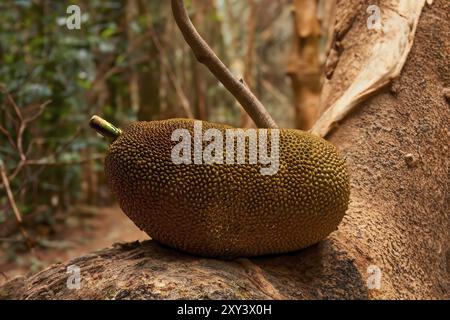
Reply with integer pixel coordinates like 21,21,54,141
93,117,350,258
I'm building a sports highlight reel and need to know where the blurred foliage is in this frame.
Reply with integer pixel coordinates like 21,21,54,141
0,0,293,243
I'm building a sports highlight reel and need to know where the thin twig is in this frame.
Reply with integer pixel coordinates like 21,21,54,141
0,270,8,281
5,91,23,122
25,155,104,166
10,52,120,197
0,124,17,150
0,159,34,250
171,0,277,128
24,101,50,123
7,100,51,181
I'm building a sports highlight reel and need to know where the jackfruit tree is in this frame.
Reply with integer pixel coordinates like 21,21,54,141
0,0,448,299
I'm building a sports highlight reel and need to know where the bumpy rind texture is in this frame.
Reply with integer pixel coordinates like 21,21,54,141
105,119,349,258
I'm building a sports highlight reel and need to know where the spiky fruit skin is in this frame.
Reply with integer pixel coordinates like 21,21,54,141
105,119,350,258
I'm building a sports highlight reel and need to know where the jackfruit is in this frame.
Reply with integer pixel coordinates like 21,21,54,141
91,116,350,258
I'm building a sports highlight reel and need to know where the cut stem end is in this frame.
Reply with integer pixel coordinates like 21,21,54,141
89,115,122,141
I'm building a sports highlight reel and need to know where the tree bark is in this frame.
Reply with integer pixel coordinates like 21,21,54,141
1,0,448,299
287,0,335,130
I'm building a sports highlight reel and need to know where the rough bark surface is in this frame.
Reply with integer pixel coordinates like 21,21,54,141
0,240,367,299
1,0,448,299
323,0,449,299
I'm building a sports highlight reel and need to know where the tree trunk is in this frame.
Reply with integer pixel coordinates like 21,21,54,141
287,0,335,130
1,0,448,299
240,0,257,128
191,0,207,120
137,1,161,121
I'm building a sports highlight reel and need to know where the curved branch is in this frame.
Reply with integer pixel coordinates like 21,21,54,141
171,0,278,129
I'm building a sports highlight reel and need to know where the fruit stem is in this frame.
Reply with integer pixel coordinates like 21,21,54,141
89,115,122,141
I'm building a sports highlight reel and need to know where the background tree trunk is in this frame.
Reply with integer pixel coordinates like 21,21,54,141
137,1,162,121
287,0,335,130
1,0,448,299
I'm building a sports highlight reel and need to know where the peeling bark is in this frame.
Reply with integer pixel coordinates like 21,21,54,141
312,0,429,137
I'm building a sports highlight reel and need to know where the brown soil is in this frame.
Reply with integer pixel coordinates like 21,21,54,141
0,206,148,286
